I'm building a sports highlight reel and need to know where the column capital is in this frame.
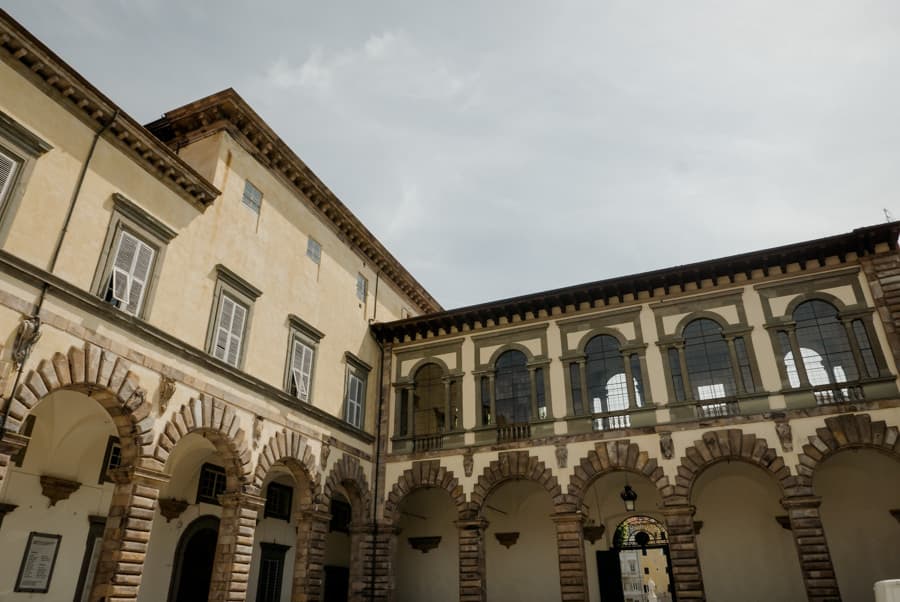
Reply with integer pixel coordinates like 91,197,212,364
551,510,587,525
110,465,170,486
300,508,332,523
0,430,28,455
660,504,696,517
455,517,489,531
219,490,266,511
781,495,822,509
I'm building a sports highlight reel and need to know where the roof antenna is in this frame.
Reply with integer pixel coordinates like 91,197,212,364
884,208,893,223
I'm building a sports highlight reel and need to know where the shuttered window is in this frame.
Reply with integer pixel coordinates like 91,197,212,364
242,180,262,213
213,294,247,366
289,338,314,402
346,373,364,428
0,149,17,205
107,230,155,316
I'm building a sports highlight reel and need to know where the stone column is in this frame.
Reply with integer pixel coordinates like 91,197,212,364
292,508,330,602
209,491,265,602
89,465,169,602
350,521,397,602
782,496,841,601
457,518,489,602
661,505,705,601
623,352,638,409
725,336,746,394
786,327,811,387
553,511,587,602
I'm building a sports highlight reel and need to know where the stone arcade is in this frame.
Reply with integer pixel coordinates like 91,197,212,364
0,9,898,602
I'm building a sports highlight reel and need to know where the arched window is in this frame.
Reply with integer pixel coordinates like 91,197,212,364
494,350,531,425
580,335,644,430
413,363,445,435
790,300,859,385
683,319,736,401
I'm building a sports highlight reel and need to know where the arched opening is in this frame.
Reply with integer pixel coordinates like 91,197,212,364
168,515,220,602
692,461,804,602
683,318,737,402
816,448,900,601
494,350,531,425
414,363,447,434
247,465,308,602
393,488,458,602
141,431,237,602
582,335,644,431
581,471,668,602
323,491,353,602
484,480,559,602
0,389,126,599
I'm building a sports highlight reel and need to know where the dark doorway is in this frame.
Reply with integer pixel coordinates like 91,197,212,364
323,565,349,602
168,515,220,602
597,549,625,602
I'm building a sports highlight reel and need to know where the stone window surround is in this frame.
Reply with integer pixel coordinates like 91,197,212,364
652,290,764,407
343,351,372,429
557,306,652,420
0,109,52,245
90,193,177,320
392,356,465,440
759,286,892,391
473,342,553,427
282,313,325,403
204,264,263,370
391,340,464,440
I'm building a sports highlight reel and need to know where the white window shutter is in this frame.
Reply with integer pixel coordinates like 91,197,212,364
111,232,138,303
123,239,154,315
290,340,314,402
347,374,363,427
226,301,246,366
214,296,235,361
0,149,17,203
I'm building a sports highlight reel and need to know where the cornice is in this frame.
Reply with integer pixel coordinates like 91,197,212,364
145,89,441,315
0,10,219,208
373,222,900,344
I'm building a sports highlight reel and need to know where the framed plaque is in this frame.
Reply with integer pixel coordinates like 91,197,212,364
15,532,62,593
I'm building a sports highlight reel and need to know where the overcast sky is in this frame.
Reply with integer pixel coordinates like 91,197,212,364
6,2,900,309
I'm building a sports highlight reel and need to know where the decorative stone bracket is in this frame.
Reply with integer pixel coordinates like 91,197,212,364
0,502,17,528
158,498,190,522
583,524,606,544
775,515,792,530
495,532,520,549
40,475,80,506
408,536,441,553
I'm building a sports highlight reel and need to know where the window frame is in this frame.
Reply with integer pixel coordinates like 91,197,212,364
0,110,52,245
91,193,176,320
205,264,262,369
97,436,122,484
283,314,325,403
356,273,368,303
306,237,322,264
344,352,371,430
241,179,263,214
196,462,227,505
263,481,294,521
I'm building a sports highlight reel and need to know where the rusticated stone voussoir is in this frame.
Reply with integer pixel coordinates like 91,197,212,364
669,428,792,505
567,439,671,509
796,413,900,482
384,459,467,525
252,428,321,508
471,450,563,516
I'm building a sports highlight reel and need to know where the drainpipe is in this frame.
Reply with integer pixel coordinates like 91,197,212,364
0,110,118,432
369,312,386,601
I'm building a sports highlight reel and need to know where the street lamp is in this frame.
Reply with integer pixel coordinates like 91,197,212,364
620,484,637,512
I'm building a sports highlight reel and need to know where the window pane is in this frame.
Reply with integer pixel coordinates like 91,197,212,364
668,348,685,401
733,337,755,393
584,335,626,414
242,180,262,212
356,274,367,301
852,320,879,378
413,363,445,434
494,350,530,424
306,237,322,264
794,300,860,384
683,319,736,400
569,363,583,415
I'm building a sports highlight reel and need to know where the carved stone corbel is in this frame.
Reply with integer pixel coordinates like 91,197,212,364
158,498,190,522
659,431,674,459
12,315,41,367
158,375,176,416
775,420,793,452
555,443,568,469
463,448,474,477
40,475,80,506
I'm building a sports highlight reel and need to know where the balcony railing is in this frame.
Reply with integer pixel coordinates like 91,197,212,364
813,383,864,405
696,399,739,419
412,434,444,453
593,413,631,431
497,422,531,442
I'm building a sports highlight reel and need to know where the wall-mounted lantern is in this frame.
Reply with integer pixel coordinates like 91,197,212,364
620,485,638,512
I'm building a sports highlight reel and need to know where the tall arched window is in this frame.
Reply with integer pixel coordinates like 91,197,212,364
785,299,860,386
494,350,531,425
413,363,445,435
582,335,643,425
683,318,737,401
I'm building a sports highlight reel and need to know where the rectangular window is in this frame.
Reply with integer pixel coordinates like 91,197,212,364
213,293,248,367
306,237,322,264
288,338,314,402
329,499,352,533
344,353,370,429
569,363,583,415
255,543,289,602
264,482,294,521
98,436,122,484
668,348,686,401
196,463,227,505
733,337,755,393
356,273,367,302
0,148,19,206
104,230,156,316
242,180,263,213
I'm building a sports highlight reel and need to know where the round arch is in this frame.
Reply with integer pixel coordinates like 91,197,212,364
673,311,734,337
574,328,629,355
5,343,152,469
568,439,670,511
153,395,252,493
484,342,537,368
252,428,321,509
384,459,466,526
322,454,372,524
668,428,795,505
406,356,452,380
469,450,566,517
783,291,849,319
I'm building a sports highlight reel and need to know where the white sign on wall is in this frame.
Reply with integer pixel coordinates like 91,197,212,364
15,532,62,593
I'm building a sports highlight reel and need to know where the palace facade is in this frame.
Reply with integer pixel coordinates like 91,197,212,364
0,9,898,602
